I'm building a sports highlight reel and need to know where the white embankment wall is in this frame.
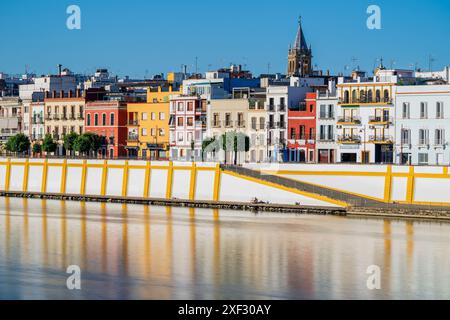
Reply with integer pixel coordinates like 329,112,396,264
0,158,343,208
245,163,450,207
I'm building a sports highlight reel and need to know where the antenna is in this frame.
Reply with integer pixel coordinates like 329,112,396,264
390,59,396,69
351,57,358,69
267,62,271,74
195,57,198,74
429,54,436,72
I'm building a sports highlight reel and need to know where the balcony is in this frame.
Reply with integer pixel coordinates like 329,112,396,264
224,120,233,128
319,113,335,120
338,97,393,106
69,114,76,120
267,122,276,129
32,134,43,141
61,114,68,121
337,135,361,144
53,115,60,121
267,104,275,112
77,114,84,120
369,135,393,144
45,114,52,121
369,116,393,125
318,136,335,142
236,120,246,128
32,117,44,125
278,104,286,112
211,120,221,128
128,134,139,142
337,116,361,125
128,120,139,126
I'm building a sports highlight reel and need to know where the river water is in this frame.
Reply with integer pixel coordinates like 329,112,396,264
0,197,449,300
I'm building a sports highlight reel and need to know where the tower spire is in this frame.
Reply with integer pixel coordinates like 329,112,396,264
293,15,308,51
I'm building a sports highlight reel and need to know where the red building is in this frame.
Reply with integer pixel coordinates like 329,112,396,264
287,92,317,162
85,101,128,158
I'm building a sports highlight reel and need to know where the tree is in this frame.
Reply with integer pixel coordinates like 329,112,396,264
5,133,31,155
42,134,57,154
73,133,101,157
202,137,219,162
32,143,42,156
63,132,79,156
221,132,250,165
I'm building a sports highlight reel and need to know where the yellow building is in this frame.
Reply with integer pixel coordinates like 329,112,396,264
127,86,181,159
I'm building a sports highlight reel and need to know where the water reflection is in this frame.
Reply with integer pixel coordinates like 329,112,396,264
0,197,450,299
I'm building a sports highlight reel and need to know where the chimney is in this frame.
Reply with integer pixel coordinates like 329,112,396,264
57,64,62,76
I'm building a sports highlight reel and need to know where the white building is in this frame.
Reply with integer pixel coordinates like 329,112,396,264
395,84,450,165
335,68,413,163
19,75,77,100
30,101,45,141
415,67,450,84
169,95,207,161
316,81,338,163
266,77,324,162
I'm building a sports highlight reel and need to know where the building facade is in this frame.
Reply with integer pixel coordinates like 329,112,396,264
169,95,207,161
336,69,396,163
0,97,22,142
287,92,317,162
85,101,128,158
316,85,338,163
44,90,85,155
30,101,45,142
395,85,450,165
126,86,180,159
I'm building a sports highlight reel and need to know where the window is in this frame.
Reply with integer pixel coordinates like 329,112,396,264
402,103,410,119
419,129,429,145
259,117,265,130
187,102,194,111
177,132,183,142
142,112,148,121
251,117,257,130
290,128,296,140
159,112,165,120
435,129,445,146
401,129,411,145
87,114,91,126
151,128,156,136
102,113,106,126
309,104,314,113
177,102,184,112
225,113,232,127
299,125,306,140
187,117,194,126
436,102,444,119
94,114,99,126
177,117,184,127
142,128,147,136
420,102,428,119
151,112,156,120
187,132,193,142
159,128,165,136
110,113,115,126
309,128,314,141
319,105,326,119
418,153,429,165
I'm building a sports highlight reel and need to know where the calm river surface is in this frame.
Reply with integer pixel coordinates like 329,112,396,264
0,197,450,300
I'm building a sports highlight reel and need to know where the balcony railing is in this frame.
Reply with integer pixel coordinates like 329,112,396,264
337,135,361,144
128,135,139,142
211,120,221,128
337,116,362,125
278,104,286,112
32,117,44,125
77,114,84,120
369,135,393,144
368,116,393,124
319,113,335,120
53,115,60,121
318,136,335,142
31,134,43,141
224,120,233,128
236,120,246,128
339,97,393,105
69,114,76,120
267,104,275,112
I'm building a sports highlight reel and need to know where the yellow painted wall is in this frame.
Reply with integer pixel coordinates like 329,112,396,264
126,86,181,159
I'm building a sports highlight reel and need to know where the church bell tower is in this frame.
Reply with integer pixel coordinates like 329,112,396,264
287,17,313,77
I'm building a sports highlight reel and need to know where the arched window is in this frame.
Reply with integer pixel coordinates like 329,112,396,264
94,113,99,126
384,89,390,102
344,91,350,103
368,90,373,102
360,90,366,102
376,90,381,102
102,113,107,126
352,90,357,102
110,113,115,126
87,114,91,126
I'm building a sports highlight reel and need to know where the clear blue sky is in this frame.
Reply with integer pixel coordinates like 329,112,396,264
1,0,449,78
